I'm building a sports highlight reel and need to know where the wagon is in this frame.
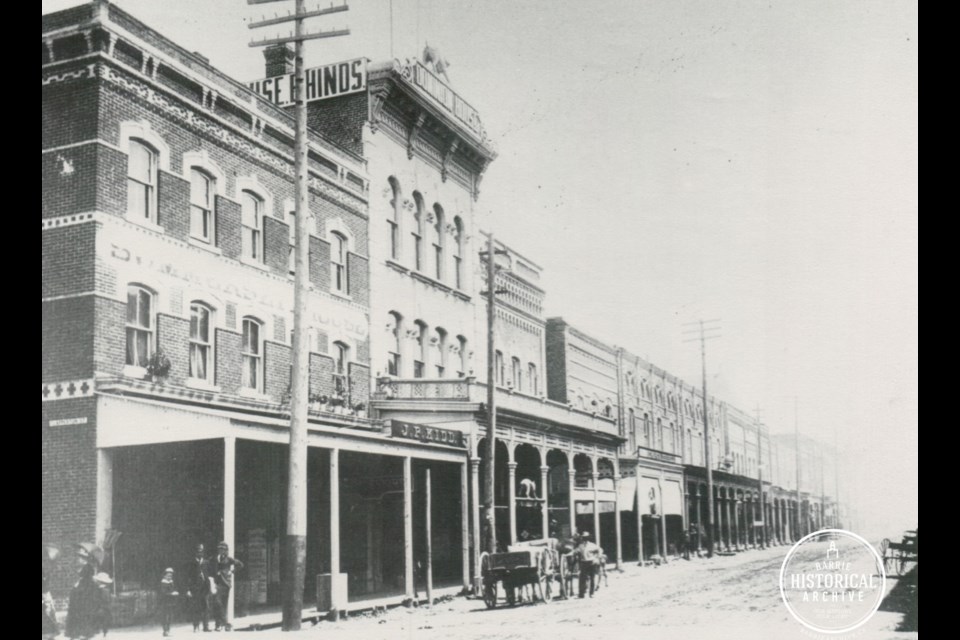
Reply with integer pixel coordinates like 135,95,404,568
878,530,918,577
479,548,550,608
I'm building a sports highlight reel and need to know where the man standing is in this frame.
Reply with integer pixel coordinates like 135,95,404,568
185,543,210,633
211,541,244,632
575,532,601,598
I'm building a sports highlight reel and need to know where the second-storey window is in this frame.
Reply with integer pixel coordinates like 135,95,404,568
528,363,538,395
511,356,522,390
413,321,427,378
127,140,157,223
387,312,402,376
189,169,215,243
331,232,348,294
125,285,154,368
242,317,263,391
241,191,264,263
333,341,349,395
189,302,214,382
287,210,296,275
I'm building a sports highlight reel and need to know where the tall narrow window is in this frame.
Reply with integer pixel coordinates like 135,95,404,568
457,335,468,378
434,328,448,378
453,217,464,289
495,350,504,386
643,414,651,447
528,363,538,395
628,409,637,452
189,302,213,382
433,204,445,281
511,356,522,391
331,232,348,294
286,210,296,275
388,177,400,260
656,418,664,450
189,169,215,243
241,191,264,262
412,192,424,271
387,312,402,376
413,321,427,378
241,317,263,391
127,140,157,223
125,285,154,367
333,341,349,395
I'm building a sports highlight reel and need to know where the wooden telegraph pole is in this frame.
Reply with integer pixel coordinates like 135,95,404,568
481,233,507,554
683,320,720,558
248,1,349,631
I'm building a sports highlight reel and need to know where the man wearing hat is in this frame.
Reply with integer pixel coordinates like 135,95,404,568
185,544,211,632
575,531,601,598
210,542,244,632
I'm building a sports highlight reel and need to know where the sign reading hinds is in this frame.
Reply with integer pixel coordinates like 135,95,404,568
249,58,366,107
389,420,465,448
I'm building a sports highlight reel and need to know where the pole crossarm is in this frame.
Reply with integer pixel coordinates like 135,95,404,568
249,3,349,29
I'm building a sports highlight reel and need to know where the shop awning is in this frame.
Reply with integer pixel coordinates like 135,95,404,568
663,479,683,516
618,476,637,507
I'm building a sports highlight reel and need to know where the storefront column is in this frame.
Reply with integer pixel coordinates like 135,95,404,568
95,449,113,546
592,471,600,540
223,437,236,625
613,475,623,570
695,488,703,553
508,461,518,546
540,465,550,539
403,456,413,602
329,448,341,611
461,461,470,592
567,468,576,535
732,497,740,551
635,480,644,565
658,478,668,560
470,458,481,593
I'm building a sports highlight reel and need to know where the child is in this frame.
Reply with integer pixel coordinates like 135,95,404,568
91,572,113,638
158,568,179,637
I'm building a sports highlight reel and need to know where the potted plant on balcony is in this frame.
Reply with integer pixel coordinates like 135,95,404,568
329,395,345,415
353,402,367,419
146,348,172,383
309,393,329,413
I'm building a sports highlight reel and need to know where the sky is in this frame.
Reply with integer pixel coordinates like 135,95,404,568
42,0,918,535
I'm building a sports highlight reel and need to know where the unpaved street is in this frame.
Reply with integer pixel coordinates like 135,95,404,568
107,545,916,640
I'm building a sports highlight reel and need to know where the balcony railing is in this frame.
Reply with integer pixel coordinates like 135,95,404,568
375,376,472,400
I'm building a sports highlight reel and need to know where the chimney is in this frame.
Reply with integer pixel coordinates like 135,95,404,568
263,44,295,77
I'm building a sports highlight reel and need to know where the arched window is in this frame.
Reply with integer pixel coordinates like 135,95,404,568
189,302,214,382
628,409,637,452
433,203,445,281
331,231,348,294
412,192,425,271
495,350,504,386
413,320,427,378
643,413,651,447
511,356,522,390
189,168,215,244
528,362,538,395
387,177,401,260
457,335,468,377
333,341,349,395
434,327,448,378
127,139,158,223
656,418,664,450
387,312,402,376
240,190,264,263
125,284,154,368
453,216,464,289
241,317,263,391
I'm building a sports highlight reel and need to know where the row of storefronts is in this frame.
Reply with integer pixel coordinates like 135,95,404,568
42,2,840,627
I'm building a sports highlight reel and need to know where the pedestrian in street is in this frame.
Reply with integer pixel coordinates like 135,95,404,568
184,544,210,633
43,544,61,640
91,572,113,638
158,568,179,637
66,543,103,640
575,532,601,598
210,542,244,632
681,527,691,560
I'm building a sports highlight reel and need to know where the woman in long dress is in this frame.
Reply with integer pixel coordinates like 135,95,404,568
65,544,103,640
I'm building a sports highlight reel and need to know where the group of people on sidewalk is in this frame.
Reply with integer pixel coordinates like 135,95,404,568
42,541,243,639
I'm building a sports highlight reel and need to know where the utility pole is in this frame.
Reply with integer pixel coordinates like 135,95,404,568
682,319,720,558
754,405,765,549
480,233,507,554
794,397,802,539
248,1,349,631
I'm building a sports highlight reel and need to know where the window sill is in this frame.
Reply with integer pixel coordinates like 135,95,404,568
240,256,270,272
185,378,220,392
123,365,148,379
188,237,222,255
125,217,165,234
238,387,270,401
329,289,352,302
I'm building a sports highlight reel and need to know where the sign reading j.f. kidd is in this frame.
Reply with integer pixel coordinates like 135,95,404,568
248,58,366,107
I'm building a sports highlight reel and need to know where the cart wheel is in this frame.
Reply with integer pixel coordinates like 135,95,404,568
877,538,891,572
480,553,497,609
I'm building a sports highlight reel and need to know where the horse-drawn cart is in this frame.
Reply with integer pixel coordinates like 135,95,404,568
878,530,918,577
479,548,551,608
